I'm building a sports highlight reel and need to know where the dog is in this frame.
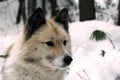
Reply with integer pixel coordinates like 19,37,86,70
2,7,72,80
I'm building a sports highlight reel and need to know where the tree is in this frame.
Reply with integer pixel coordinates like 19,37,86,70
42,0,46,14
0,0,7,2
28,0,36,16
16,0,26,24
118,0,120,25
48,0,59,17
16,0,37,24
79,0,96,21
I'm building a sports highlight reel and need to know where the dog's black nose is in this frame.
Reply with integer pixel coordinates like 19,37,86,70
63,55,72,65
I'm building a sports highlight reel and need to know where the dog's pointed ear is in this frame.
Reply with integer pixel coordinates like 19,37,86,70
25,7,46,40
54,8,69,32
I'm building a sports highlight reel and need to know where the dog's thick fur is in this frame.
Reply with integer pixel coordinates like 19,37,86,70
2,8,72,80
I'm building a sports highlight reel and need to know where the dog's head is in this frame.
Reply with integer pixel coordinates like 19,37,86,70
21,8,72,69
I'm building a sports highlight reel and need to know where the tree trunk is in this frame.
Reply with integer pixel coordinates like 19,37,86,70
117,0,120,25
0,0,7,2
49,0,59,17
21,0,26,23
42,0,46,14
28,0,36,16
79,0,96,21
16,0,26,24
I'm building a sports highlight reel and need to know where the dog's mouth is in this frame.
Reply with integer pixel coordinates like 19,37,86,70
46,55,73,69
60,63,70,68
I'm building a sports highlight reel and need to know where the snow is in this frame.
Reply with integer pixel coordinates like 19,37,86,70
65,21,120,80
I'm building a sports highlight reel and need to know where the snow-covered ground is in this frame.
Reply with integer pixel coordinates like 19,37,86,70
65,21,120,80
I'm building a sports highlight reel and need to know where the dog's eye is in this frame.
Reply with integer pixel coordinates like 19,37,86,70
45,41,54,47
63,40,67,46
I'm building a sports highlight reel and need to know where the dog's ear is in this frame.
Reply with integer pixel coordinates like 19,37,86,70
54,8,69,32
25,7,46,40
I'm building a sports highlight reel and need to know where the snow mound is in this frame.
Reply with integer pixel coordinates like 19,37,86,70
65,20,120,80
